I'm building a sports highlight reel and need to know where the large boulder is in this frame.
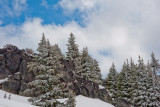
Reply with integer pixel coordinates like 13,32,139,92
0,45,34,94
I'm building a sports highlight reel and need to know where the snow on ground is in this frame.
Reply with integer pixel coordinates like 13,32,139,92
0,90,114,107
0,78,8,83
76,95,114,107
0,90,37,107
99,85,105,89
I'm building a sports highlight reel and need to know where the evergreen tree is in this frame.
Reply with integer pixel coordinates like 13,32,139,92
91,59,102,84
117,59,133,102
106,63,118,102
66,33,79,61
79,47,92,78
145,62,160,106
37,33,47,54
22,34,75,106
66,33,81,75
132,56,148,106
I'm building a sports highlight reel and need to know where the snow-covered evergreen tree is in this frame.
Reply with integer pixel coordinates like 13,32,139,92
22,34,75,106
66,33,79,61
79,47,92,79
91,59,102,84
105,63,118,102
78,47,102,84
132,56,148,106
37,33,47,54
66,33,81,75
116,59,133,102
145,62,160,106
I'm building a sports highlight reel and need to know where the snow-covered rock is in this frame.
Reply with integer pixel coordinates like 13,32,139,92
0,78,8,83
99,85,105,89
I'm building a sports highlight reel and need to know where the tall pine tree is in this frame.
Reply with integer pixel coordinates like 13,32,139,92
105,63,118,103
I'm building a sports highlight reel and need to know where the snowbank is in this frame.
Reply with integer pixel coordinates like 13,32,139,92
76,95,114,107
0,90,114,107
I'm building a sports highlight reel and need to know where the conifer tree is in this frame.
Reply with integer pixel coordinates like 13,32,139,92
145,62,160,106
22,34,75,106
132,56,148,106
117,59,133,102
91,59,102,84
37,33,47,54
79,47,92,79
66,33,81,75
66,33,79,61
106,63,118,102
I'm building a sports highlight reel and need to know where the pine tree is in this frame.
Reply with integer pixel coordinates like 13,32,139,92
66,33,79,61
132,56,148,106
22,34,76,106
105,63,118,102
79,47,92,79
145,62,160,106
37,33,47,54
66,33,81,75
91,59,102,84
116,59,133,102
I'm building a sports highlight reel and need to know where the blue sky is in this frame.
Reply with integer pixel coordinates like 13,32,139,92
0,0,84,26
0,0,160,76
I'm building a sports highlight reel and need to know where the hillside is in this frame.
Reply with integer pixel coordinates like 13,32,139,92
0,90,114,107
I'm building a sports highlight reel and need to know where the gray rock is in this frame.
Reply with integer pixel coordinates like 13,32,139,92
116,98,131,107
0,45,34,94
2,80,21,94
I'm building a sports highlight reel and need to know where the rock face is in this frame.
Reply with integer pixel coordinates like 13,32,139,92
61,59,113,105
115,98,131,107
0,45,114,105
0,45,34,94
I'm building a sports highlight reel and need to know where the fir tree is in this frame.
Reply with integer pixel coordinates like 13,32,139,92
22,34,75,106
37,33,47,54
105,63,118,102
66,33,81,75
145,62,160,106
117,59,133,102
79,47,92,79
132,56,148,106
66,33,79,61
91,59,102,84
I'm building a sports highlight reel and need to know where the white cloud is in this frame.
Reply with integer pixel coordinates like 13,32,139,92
0,0,27,17
58,0,99,13
1,0,160,77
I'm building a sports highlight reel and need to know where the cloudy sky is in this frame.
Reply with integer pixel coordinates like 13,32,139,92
0,0,160,77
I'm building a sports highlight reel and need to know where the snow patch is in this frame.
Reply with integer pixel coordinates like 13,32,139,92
76,95,114,107
0,78,8,83
99,85,105,89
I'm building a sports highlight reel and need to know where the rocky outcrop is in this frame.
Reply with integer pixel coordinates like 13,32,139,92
0,45,114,105
61,59,113,105
0,45,34,94
115,98,131,107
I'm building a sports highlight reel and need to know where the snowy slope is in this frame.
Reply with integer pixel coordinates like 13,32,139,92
0,90,114,107
0,90,37,107
76,95,114,107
